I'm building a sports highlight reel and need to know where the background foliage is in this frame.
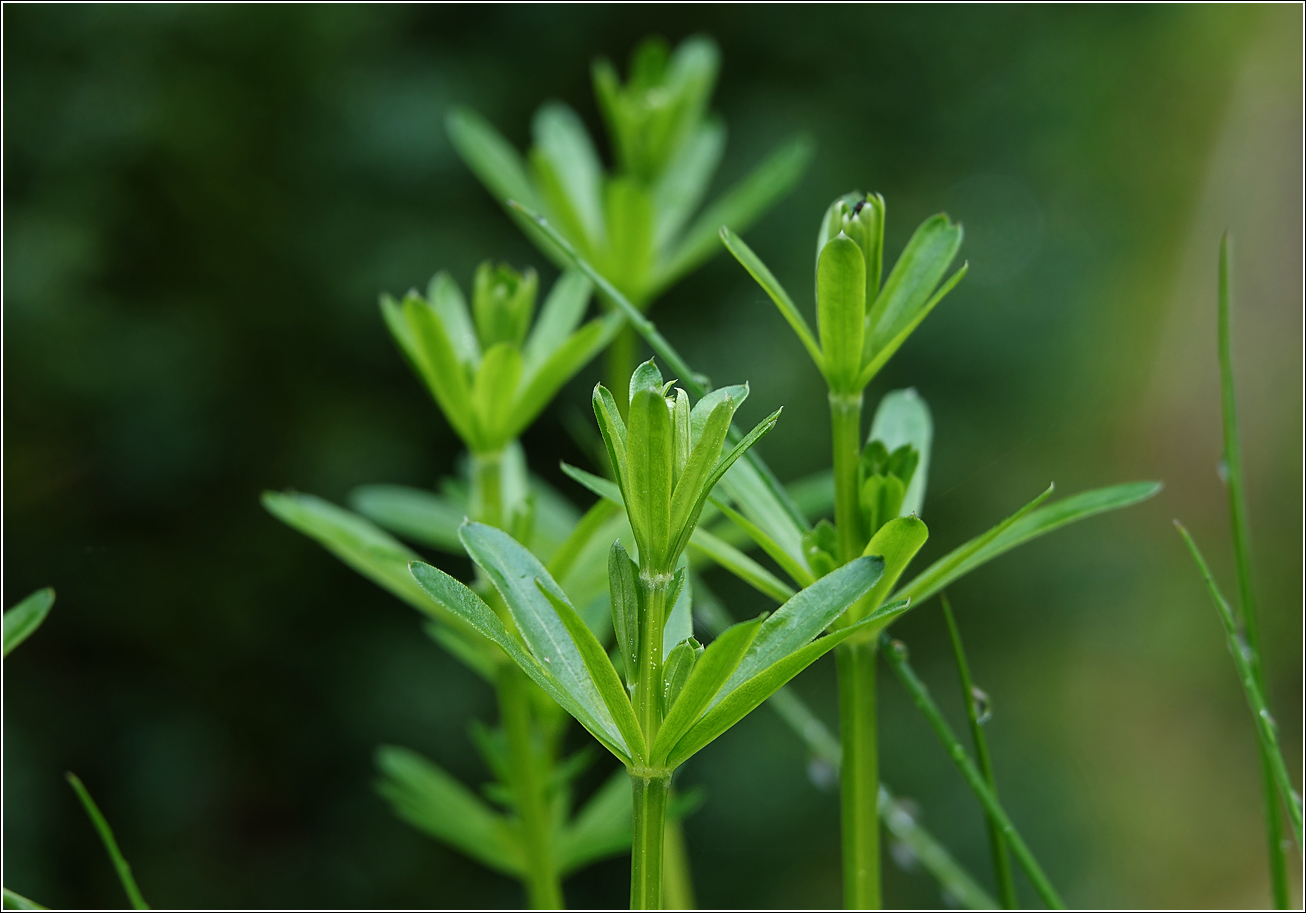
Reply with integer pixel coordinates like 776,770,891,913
4,5,1301,908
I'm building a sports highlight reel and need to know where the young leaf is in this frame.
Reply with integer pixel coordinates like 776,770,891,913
628,358,664,404
471,342,523,447
375,745,524,876
713,555,885,706
657,134,814,293
532,102,606,249
816,234,866,390
652,614,765,765
556,768,633,875
688,527,797,604
869,389,933,519
512,313,623,440
537,583,647,762
349,484,466,554
609,541,640,685
408,560,629,762
522,270,592,371
866,213,963,357
710,498,815,588
688,382,748,445
719,226,824,370
66,773,149,910
669,394,736,552
662,637,704,715
626,384,675,567
401,292,479,444
663,564,693,657
895,481,1161,605
852,516,928,624
3,588,54,657
858,263,967,389
592,384,629,495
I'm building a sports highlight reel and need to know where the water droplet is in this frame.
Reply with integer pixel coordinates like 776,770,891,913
1260,708,1279,733
806,756,837,792
889,837,919,873
890,639,909,660
1217,457,1230,484
543,656,551,663
970,686,993,724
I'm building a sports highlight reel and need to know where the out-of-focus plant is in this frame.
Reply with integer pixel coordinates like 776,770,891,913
1174,236,1302,909
446,34,812,393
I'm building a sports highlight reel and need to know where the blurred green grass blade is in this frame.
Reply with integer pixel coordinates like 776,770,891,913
654,120,725,253
941,593,1017,909
2,888,47,911
869,390,933,519
656,134,814,293
532,102,606,249
881,637,1065,910
556,768,633,875
349,484,466,554
688,527,796,603
1175,523,1303,846
65,773,149,910
375,745,526,876
896,481,1163,605
3,588,55,657
523,270,592,372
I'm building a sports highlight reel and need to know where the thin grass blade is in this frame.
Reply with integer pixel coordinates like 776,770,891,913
66,773,149,910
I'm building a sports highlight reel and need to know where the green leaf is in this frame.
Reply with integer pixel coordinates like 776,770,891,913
592,384,629,495
816,234,866,390
512,313,622,440
3,588,54,657
853,516,928,624
669,394,736,558
709,498,815,589
867,213,963,356
375,745,524,876
401,292,479,445
895,482,1161,606
652,614,764,764
716,456,811,575
459,522,625,745
667,611,890,768
694,409,783,531
604,177,656,299
858,262,968,389
688,528,796,604
66,773,149,910
609,541,640,685
349,485,466,554
428,272,481,368
663,562,693,657
868,389,933,518
471,342,523,447
522,270,593,372
658,134,814,293
532,103,606,249
2,888,47,910
626,384,675,567
688,383,748,445
719,227,824,371
537,583,647,762
628,358,664,405
662,637,703,715
561,461,624,506
714,555,885,706
556,768,633,875
654,120,725,253
408,560,629,762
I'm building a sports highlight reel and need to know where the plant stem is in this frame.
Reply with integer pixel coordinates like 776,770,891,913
883,634,1065,910
631,771,671,909
830,392,865,564
662,812,697,909
1217,234,1290,908
838,640,881,909
635,575,670,746
498,665,564,909
941,593,1017,909
65,773,149,910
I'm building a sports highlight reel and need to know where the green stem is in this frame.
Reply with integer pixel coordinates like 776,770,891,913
662,811,697,909
66,773,149,910
631,772,671,909
830,392,865,564
498,665,564,909
635,575,670,747
471,449,504,530
883,634,1065,910
941,594,1017,909
838,640,880,909
1217,234,1290,907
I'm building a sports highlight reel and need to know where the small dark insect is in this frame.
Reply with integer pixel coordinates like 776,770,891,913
852,199,867,216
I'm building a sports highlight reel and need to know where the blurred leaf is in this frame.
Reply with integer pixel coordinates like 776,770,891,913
719,227,824,370
895,482,1161,605
3,587,54,657
66,773,149,910
471,342,523,447
532,103,606,249
375,745,525,876
711,498,815,589
603,178,656,299
522,270,592,372
689,528,796,604
428,272,481,369
654,120,725,253
556,769,632,875
868,389,933,519
349,485,466,554
2,888,47,911
513,313,623,441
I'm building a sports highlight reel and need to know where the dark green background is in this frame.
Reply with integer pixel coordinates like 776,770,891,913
4,5,1301,909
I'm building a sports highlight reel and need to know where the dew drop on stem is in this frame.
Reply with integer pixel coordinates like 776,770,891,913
970,685,993,724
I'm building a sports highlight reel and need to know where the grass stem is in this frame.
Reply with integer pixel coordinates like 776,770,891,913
838,640,881,909
65,773,149,910
631,772,671,909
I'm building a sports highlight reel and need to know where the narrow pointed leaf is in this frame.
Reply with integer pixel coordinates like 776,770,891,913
670,395,735,550
4,588,54,657
408,560,629,761
859,263,967,388
817,234,865,389
561,461,624,507
652,614,765,765
428,272,480,368
471,342,523,446
657,134,814,292
2,888,46,911
522,270,593,371
663,563,693,657
592,384,629,493
869,389,933,519
867,214,963,355
853,516,928,623
662,637,703,715
66,773,149,910
556,768,633,875
375,745,524,876
349,485,466,554
719,226,824,370
532,102,606,248
654,120,726,252
626,385,674,566
689,383,748,445
689,527,797,603
512,313,623,439
402,293,478,444
710,497,815,588
537,583,647,762
896,482,1161,605
609,540,640,684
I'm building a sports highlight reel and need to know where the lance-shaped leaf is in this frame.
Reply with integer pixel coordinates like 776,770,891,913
532,102,606,250
866,213,963,357
712,555,884,707
666,605,906,768
592,384,629,496
719,227,824,371
349,484,465,554
851,516,928,624
667,392,737,558
538,583,647,762
409,560,629,762
471,342,523,448
556,768,633,875
710,497,816,589
895,482,1161,605
609,541,640,685
428,271,480,368
869,389,933,519
376,745,524,876
688,528,796,604
522,270,592,371
2,888,46,910
858,262,968,390
511,312,623,441
688,382,748,444
381,292,477,444
663,564,693,656
654,120,725,252
458,523,626,749
626,383,675,567
816,234,866,391
662,636,704,714
4,588,55,657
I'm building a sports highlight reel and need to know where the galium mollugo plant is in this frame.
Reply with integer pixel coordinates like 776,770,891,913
409,360,914,909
